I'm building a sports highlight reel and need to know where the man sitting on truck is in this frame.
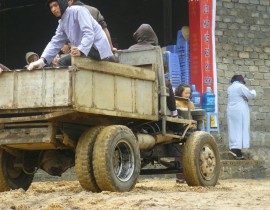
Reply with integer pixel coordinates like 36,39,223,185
129,24,178,118
27,0,114,70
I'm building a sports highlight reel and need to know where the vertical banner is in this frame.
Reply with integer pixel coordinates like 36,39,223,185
189,0,215,95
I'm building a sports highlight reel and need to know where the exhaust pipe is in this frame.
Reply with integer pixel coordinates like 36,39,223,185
136,133,156,150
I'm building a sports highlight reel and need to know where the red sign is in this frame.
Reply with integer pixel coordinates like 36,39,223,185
189,0,214,94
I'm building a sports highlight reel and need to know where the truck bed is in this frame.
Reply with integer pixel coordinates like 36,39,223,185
0,57,158,124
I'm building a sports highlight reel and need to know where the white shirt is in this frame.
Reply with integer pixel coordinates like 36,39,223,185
41,6,112,64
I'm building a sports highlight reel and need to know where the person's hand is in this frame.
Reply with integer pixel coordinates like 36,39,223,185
0,68,3,75
61,44,71,54
112,47,118,53
27,59,45,71
71,47,81,57
242,96,248,102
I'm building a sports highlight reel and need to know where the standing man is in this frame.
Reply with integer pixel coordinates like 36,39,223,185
227,75,256,159
68,0,116,52
28,0,113,70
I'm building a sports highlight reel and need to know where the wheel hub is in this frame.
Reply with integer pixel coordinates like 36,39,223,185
199,144,216,180
112,140,135,182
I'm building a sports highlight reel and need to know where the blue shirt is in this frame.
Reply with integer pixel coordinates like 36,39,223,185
41,6,112,64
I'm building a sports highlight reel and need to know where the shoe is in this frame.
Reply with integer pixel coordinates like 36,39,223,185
229,149,246,160
176,179,186,184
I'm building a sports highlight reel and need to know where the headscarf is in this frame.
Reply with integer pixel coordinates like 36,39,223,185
25,52,39,64
231,75,246,84
46,0,68,17
129,24,159,50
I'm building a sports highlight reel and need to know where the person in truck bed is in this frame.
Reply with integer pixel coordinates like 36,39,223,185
175,83,195,110
128,24,178,118
27,0,114,71
24,52,39,68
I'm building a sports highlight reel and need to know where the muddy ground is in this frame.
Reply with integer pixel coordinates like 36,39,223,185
0,178,269,210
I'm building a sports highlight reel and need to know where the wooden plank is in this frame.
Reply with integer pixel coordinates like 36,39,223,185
6,143,57,150
74,69,158,120
0,111,74,123
0,69,72,110
73,57,156,81
76,106,158,121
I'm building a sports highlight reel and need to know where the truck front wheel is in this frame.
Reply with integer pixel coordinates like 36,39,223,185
182,131,220,186
93,125,141,192
0,149,34,192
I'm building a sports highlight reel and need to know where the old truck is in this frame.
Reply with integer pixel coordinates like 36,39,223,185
0,47,220,192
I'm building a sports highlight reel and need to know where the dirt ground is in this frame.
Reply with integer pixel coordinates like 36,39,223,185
0,178,269,210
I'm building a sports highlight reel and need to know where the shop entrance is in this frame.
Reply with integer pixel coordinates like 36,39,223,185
88,0,189,49
0,0,189,68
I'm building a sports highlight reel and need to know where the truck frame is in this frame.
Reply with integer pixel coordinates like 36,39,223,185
0,47,220,192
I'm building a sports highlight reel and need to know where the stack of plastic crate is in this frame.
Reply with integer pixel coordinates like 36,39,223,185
162,51,181,89
176,30,190,85
166,45,178,54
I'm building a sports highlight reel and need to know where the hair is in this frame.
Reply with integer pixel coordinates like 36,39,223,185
231,75,246,84
175,83,191,98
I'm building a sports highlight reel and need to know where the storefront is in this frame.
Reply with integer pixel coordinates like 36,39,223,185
0,0,217,100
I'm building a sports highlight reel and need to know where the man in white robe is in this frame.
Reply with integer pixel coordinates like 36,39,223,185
227,75,256,159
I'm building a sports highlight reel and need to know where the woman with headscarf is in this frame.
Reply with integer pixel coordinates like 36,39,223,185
128,24,158,51
128,24,178,118
227,75,256,159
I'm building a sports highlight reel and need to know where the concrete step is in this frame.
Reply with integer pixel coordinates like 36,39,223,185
220,160,266,179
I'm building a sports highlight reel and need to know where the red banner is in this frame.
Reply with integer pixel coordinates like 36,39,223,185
189,0,214,94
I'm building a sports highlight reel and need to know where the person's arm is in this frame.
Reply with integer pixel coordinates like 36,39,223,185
240,85,256,100
28,22,68,71
41,22,68,64
103,27,117,52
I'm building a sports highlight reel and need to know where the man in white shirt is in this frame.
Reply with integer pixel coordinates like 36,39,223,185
28,0,113,70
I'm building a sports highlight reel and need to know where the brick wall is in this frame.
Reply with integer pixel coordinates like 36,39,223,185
216,0,270,147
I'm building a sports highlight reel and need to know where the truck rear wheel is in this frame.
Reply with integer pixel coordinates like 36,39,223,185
182,131,220,186
0,149,34,192
93,125,140,192
75,126,104,192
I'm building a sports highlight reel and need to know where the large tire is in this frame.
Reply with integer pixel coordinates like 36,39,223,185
182,131,220,186
0,149,34,192
75,126,104,192
93,125,141,192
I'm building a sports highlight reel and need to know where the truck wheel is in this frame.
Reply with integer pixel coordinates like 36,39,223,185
93,125,140,192
75,126,104,192
182,131,220,186
0,149,34,192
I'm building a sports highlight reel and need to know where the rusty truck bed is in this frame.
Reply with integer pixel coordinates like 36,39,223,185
0,56,158,125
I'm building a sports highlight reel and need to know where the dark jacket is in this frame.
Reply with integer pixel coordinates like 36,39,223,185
72,1,107,29
128,24,159,50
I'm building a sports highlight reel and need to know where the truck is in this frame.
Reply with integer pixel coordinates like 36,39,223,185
0,47,220,192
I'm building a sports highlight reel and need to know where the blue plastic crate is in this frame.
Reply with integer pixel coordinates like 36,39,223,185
163,51,181,88
176,30,191,85
166,45,178,53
